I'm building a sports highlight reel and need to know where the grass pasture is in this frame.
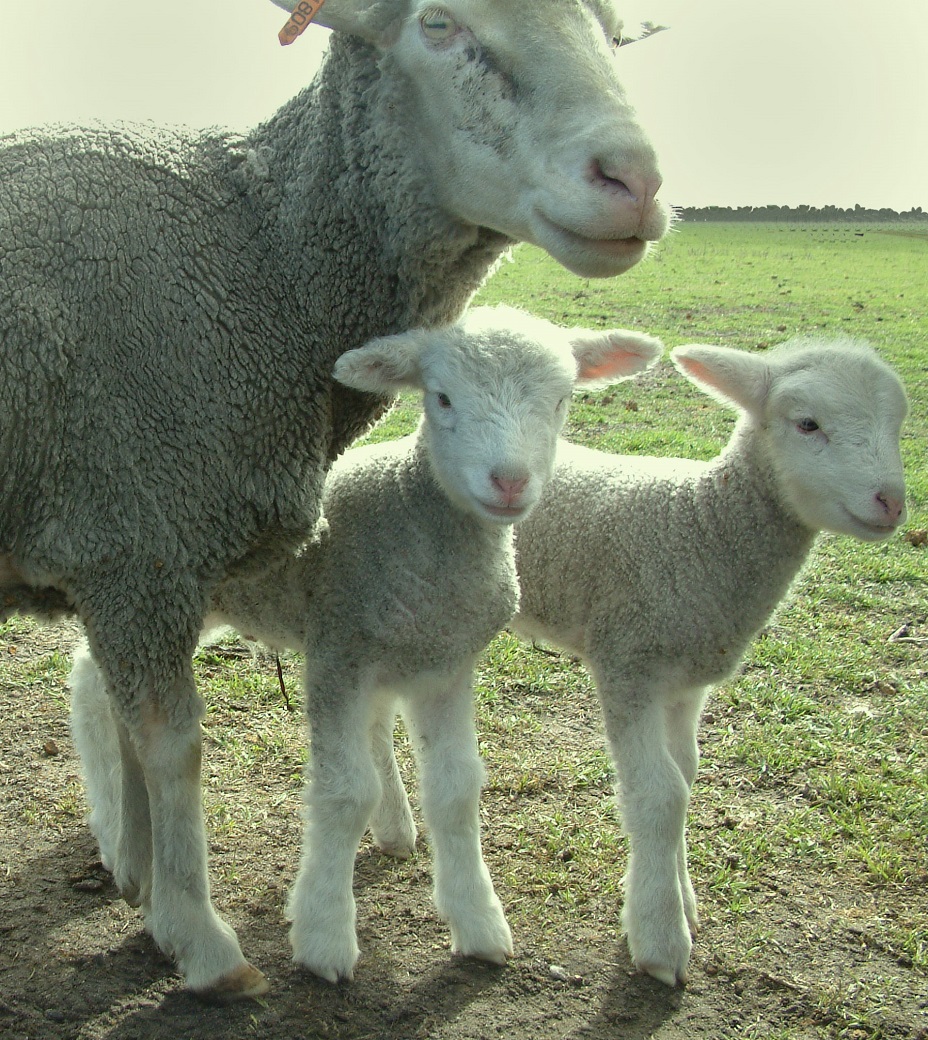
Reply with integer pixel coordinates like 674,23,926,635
0,223,925,1039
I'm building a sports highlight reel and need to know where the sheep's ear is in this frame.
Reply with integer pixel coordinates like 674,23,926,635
570,330,663,387
672,345,770,413
333,331,427,393
270,0,402,47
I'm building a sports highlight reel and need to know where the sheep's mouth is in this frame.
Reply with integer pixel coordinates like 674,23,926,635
844,510,903,541
532,213,649,275
480,502,530,522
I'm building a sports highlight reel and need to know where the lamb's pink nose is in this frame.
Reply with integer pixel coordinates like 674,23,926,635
876,491,905,522
492,474,529,505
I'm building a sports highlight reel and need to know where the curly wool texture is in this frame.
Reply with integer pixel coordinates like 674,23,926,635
0,34,507,694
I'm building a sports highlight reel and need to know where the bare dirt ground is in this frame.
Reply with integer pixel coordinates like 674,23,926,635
1,618,926,1040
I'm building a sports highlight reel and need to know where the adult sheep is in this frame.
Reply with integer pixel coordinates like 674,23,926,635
0,0,669,998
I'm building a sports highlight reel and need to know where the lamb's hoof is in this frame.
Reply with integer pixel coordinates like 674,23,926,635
636,959,688,988
193,962,270,1001
374,836,417,860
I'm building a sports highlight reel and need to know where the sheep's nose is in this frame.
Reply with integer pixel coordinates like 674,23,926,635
591,160,662,208
492,474,529,504
876,491,905,522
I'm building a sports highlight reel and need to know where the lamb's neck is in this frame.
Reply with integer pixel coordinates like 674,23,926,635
250,35,511,333
700,421,818,611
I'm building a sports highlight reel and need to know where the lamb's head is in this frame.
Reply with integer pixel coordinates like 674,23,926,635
672,338,908,542
270,0,670,277
335,304,662,523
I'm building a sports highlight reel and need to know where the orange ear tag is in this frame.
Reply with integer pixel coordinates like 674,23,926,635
279,0,328,46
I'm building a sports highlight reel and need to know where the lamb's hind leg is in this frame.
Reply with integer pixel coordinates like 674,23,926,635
368,703,417,859
403,664,512,965
70,642,126,873
664,688,708,937
79,575,266,999
595,666,692,987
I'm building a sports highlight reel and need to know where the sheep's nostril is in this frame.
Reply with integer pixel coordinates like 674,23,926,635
876,492,904,521
590,161,662,205
493,475,529,501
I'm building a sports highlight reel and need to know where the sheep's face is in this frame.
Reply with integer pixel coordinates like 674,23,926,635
317,0,670,277
673,340,908,543
762,348,908,541
418,333,578,525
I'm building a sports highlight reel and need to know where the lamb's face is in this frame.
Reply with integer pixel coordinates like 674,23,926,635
764,349,908,541
419,333,577,525
384,0,669,277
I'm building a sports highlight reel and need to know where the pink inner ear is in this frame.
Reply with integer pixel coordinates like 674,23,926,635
580,351,639,381
676,354,718,391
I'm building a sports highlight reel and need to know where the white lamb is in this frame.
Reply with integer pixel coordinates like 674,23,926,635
71,305,663,984
369,334,908,987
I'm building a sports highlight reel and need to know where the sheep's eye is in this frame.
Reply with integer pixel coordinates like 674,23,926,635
437,392,452,409
797,418,820,434
420,8,457,41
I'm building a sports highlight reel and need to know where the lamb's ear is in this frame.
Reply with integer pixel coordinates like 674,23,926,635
333,331,427,393
271,0,402,47
570,330,663,387
672,345,770,414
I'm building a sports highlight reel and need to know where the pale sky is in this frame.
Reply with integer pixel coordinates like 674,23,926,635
1,0,926,211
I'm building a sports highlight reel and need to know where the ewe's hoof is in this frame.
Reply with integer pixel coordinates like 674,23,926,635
194,962,270,1001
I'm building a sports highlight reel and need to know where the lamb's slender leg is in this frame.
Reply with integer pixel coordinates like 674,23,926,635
70,644,124,873
368,703,417,859
287,665,381,983
594,665,691,987
403,663,512,965
664,688,707,936
79,576,266,999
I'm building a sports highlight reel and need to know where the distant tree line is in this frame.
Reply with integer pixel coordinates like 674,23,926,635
678,204,928,223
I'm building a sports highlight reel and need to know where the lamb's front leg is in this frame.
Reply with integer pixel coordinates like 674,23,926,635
403,664,512,965
287,668,381,983
596,667,692,986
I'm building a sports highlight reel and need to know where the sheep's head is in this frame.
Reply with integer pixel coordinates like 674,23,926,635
268,0,670,277
335,305,662,524
672,339,908,542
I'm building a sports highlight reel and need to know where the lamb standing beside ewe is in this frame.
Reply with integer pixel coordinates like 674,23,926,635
0,0,668,996
371,336,908,987
71,305,664,983
513,337,907,986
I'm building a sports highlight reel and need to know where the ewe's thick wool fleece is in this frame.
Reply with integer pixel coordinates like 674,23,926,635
0,35,507,700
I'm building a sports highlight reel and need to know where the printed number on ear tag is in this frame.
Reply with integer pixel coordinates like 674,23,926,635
279,0,327,46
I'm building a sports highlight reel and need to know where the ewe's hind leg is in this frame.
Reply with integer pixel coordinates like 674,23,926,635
80,576,266,999
403,665,512,965
70,643,125,872
287,667,381,982
664,689,708,936
596,668,692,986
368,704,417,859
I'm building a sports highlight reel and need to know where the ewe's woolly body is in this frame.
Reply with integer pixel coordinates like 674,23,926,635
0,35,503,647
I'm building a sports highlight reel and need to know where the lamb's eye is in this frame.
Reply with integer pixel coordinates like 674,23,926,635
420,8,457,41
797,418,820,434
437,392,452,409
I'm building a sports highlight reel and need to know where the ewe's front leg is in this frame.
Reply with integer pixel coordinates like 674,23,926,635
82,578,266,1000
597,671,693,986
287,670,381,983
404,666,512,966
368,704,417,859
